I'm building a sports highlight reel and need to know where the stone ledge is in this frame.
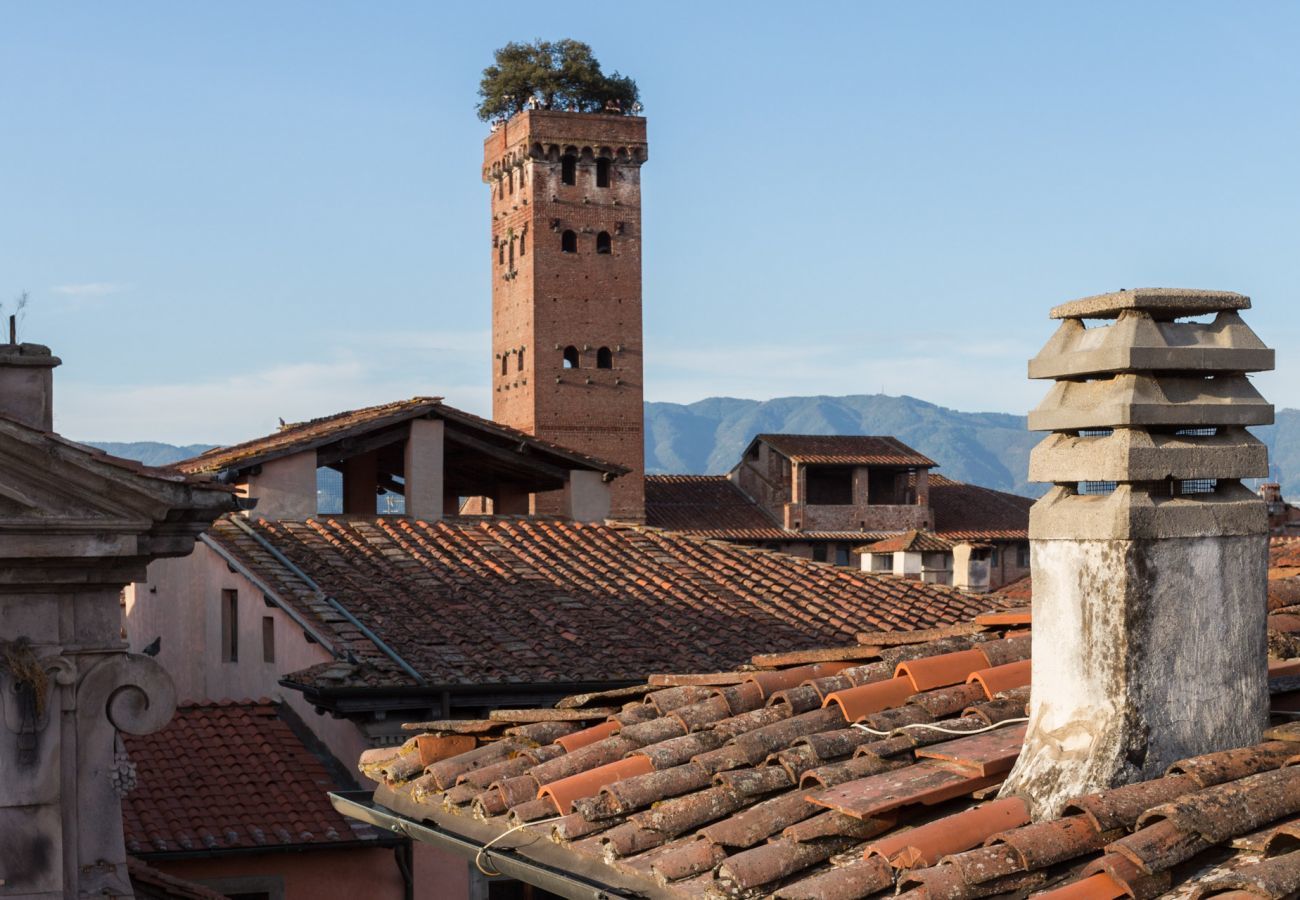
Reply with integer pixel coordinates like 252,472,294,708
1027,428,1270,483
1050,288,1249,320
1028,374,1273,431
1028,483,1268,539
1029,312,1273,379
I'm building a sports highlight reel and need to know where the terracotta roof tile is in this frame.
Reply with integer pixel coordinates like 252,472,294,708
754,434,937,467
925,473,1033,540
350,614,1300,899
121,700,368,855
860,529,956,554
176,396,624,476
205,514,995,690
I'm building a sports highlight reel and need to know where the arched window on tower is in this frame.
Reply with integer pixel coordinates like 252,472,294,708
596,231,611,254
519,230,527,256
596,347,613,369
497,177,503,199
596,158,610,188
500,354,508,376
498,244,504,265
508,238,515,267
563,346,580,369
518,347,526,372
561,154,577,185
561,230,577,253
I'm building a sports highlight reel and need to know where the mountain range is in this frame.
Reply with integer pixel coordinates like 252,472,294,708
85,393,1300,499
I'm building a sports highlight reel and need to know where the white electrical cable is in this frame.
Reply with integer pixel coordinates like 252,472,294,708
852,717,1028,738
474,814,567,876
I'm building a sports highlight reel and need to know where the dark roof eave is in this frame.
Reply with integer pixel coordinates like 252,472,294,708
334,790,644,900
280,675,641,704
130,835,402,862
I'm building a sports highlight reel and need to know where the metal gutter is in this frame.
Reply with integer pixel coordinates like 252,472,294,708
229,516,427,686
199,533,339,654
330,791,636,900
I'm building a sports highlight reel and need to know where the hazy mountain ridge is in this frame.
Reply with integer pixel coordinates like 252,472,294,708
83,394,1300,499
86,441,216,467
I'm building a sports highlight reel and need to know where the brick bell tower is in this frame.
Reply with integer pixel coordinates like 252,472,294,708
484,110,648,521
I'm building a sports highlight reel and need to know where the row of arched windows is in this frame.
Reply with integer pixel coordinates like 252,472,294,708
562,346,614,369
560,154,612,188
561,230,612,254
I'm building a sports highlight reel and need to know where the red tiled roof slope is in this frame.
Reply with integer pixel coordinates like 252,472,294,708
356,627,1300,900
207,515,995,690
177,397,624,476
644,475,790,539
860,530,956,554
121,700,366,854
755,434,936,467
926,473,1033,540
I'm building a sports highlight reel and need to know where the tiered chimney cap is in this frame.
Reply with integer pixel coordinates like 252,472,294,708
1002,287,1273,818
1025,287,1273,541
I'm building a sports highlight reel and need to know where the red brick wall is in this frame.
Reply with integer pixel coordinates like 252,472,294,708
485,111,648,520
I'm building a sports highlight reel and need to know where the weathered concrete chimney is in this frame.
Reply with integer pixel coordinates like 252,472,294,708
0,342,60,431
1001,288,1273,817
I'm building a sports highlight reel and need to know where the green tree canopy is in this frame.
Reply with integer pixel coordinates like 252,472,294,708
477,39,639,122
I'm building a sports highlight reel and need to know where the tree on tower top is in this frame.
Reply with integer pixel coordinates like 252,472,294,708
477,39,640,123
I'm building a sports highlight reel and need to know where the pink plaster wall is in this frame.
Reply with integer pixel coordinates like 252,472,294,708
123,542,369,767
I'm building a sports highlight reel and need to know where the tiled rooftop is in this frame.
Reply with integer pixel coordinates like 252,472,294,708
121,700,371,854
752,434,937,468
356,621,1300,900
176,396,625,476
925,474,1032,541
858,531,957,555
644,475,893,542
206,515,994,691
644,473,1030,544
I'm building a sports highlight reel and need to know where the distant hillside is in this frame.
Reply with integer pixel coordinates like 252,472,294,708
83,393,1300,500
647,394,1300,499
646,395,1044,496
86,441,215,467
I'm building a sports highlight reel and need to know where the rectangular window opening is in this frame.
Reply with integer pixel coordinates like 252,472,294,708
221,589,238,663
262,616,276,664
806,466,854,506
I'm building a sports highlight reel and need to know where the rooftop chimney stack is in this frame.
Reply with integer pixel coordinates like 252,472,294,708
1001,289,1273,818
0,342,61,431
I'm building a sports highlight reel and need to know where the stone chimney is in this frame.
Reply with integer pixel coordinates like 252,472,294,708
1000,288,1273,818
0,342,60,431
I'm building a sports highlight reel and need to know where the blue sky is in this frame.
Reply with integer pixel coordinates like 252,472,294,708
2,2,1297,442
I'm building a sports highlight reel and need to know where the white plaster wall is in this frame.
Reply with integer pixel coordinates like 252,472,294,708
124,544,369,767
892,551,923,577
1003,533,1268,815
